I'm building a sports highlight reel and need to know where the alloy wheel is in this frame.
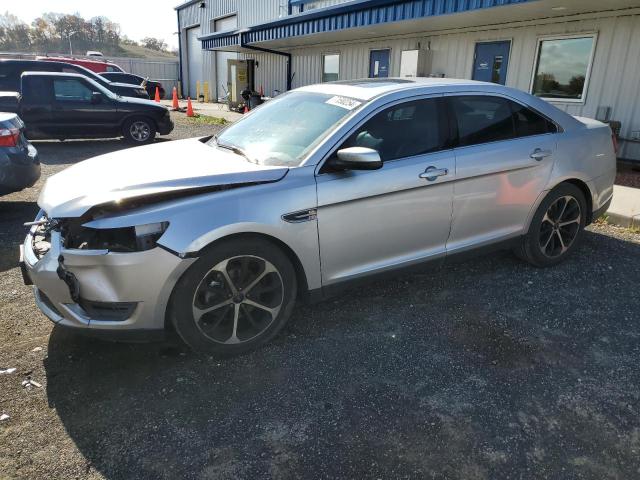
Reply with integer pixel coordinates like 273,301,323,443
539,195,582,258
191,255,284,344
129,121,151,142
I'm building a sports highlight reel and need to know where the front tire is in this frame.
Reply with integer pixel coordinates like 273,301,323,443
123,117,156,144
516,183,587,267
168,238,297,355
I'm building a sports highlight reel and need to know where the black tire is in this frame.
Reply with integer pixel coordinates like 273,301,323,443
122,117,156,144
168,237,297,356
515,183,587,267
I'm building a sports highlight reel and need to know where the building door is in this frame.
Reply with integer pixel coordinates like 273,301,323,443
472,41,511,85
186,27,203,99
214,14,238,101
369,49,390,78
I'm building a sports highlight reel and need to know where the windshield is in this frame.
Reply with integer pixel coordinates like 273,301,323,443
208,91,364,166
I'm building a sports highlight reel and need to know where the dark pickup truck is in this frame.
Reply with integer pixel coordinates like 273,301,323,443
0,72,174,144
0,59,150,99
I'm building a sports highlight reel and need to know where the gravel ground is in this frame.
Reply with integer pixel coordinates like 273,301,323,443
1,112,640,479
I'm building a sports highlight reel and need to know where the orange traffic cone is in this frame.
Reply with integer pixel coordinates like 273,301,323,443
171,87,179,110
186,97,194,117
154,86,160,102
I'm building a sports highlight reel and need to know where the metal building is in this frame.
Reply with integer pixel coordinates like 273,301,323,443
176,0,640,161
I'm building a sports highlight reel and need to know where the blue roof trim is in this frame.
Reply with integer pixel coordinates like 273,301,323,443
201,31,240,49
245,0,535,44
199,0,536,50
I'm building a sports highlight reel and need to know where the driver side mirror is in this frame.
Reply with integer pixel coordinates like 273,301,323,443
329,147,382,171
91,92,103,104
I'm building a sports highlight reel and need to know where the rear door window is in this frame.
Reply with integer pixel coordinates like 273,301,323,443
510,101,557,137
450,95,515,147
22,77,53,104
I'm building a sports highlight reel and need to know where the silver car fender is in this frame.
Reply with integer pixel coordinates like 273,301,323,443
85,165,322,291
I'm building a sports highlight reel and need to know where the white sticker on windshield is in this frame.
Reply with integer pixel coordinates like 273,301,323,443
326,96,362,110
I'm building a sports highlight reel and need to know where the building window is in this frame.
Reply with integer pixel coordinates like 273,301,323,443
531,35,596,102
322,54,340,82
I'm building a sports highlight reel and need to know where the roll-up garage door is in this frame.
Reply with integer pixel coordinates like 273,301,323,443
186,27,202,99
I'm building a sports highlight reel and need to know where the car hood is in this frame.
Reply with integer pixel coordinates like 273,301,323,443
39,138,289,218
115,95,165,108
109,81,141,88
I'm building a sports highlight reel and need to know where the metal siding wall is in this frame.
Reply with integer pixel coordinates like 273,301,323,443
289,12,640,159
178,3,640,160
179,1,238,100
291,37,423,87
424,14,640,159
304,0,352,10
240,52,288,96
238,0,285,28
178,0,283,99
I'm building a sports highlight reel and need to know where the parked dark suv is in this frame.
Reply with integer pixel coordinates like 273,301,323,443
0,60,150,99
100,72,166,99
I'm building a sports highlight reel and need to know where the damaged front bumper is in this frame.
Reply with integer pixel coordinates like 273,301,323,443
22,211,194,338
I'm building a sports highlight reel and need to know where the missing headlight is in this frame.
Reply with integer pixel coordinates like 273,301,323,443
134,222,169,251
65,222,169,252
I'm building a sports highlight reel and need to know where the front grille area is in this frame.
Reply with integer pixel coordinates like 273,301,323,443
31,216,53,260
78,299,137,322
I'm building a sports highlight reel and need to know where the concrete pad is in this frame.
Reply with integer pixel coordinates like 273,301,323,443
607,185,640,228
159,100,243,123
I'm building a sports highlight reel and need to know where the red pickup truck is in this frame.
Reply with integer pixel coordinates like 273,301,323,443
35,56,123,73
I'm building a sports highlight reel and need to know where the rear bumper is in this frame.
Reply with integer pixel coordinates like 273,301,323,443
0,143,40,195
22,211,195,338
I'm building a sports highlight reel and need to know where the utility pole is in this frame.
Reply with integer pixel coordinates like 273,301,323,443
68,31,77,55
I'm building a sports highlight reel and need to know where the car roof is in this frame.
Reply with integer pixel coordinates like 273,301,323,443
298,77,492,100
298,77,584,132
22,71,87,79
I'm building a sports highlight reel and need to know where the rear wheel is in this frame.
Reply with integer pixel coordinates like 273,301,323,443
169,238,297,355
123,117,156,144
516,184,587,267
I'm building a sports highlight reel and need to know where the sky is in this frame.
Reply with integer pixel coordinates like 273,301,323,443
7,0,183,49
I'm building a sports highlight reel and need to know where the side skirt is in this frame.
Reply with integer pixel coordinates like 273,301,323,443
304,236,523,304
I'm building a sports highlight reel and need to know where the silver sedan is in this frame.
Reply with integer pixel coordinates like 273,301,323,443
21,78,616,354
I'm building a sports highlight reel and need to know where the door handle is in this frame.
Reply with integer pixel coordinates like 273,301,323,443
530,148,552,161
419,166,449,181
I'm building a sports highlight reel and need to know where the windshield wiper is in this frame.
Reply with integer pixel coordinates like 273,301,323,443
214,137,254,163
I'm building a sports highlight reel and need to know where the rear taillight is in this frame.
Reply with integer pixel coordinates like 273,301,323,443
0,128,20,147
612,132,619,156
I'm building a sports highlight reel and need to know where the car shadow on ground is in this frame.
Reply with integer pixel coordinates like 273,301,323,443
43,229,640,480
31,139,151,165
0,200,39,273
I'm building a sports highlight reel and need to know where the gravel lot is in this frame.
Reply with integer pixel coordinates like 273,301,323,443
1,112,640,480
